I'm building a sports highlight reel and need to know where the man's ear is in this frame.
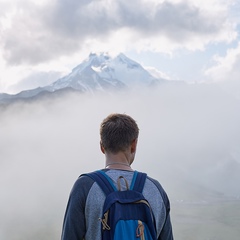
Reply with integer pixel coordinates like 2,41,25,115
131,138,138,153
100,142,105,154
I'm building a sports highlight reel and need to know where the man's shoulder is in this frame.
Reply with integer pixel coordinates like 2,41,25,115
145,175,170,207
146,175,162,188
71,172,99,195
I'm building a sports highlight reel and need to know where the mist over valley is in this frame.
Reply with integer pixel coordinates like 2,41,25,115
1,80,240,239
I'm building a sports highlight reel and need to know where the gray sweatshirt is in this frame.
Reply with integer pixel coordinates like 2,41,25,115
61,169,173,240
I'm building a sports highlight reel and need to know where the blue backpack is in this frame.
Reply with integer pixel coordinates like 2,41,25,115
85,170,157,240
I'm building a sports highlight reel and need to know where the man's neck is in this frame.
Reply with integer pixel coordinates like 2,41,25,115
104,151,133,171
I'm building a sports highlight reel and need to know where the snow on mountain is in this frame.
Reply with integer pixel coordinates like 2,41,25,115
0,52,163,103
51,52,159,91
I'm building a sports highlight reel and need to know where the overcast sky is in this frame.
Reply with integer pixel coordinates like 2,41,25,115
0,0,240,93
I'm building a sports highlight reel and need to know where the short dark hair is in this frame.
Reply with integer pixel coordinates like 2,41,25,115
100,113,139,153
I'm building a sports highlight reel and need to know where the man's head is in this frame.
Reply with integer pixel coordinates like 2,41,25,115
100,113,139,154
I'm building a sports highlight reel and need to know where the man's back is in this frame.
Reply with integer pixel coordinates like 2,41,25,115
61,169,173,240
62,113,173,240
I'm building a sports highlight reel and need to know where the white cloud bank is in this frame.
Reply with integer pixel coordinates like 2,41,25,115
205,41,240,82
0,0,236,65
204,41,240,98
0,83,240,239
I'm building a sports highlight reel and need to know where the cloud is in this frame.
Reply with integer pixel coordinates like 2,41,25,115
205,41,240,82
204,42,240,99
144,66,171,80
0,83,240,239
7,71,62,92
0,0,237,65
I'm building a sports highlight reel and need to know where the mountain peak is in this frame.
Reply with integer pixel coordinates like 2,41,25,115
88,52,112,63
0,53,163,103
54,51,164,94
89,52,111,58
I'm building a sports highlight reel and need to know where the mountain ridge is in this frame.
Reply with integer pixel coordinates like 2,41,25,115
0,52,166,103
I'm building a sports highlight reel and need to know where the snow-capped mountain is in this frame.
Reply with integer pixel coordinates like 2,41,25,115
0,53,164,103
52,52,159,91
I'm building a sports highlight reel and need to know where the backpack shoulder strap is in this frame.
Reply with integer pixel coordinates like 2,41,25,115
82,170,117,195
130,171,147,192
83,170,147,194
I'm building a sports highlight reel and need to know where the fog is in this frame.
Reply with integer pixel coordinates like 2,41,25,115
1,83,240,239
